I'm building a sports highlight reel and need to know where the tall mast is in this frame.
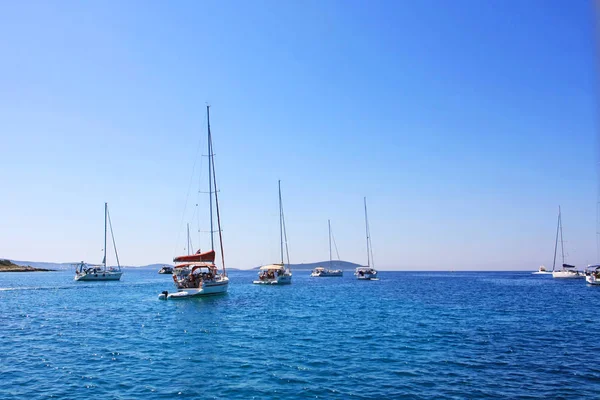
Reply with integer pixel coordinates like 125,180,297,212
207,105,214,251
364,197,370,268
279,180,284,265
103,202,107,270
552,206,560,272
328,219,332,267
559,206,565,265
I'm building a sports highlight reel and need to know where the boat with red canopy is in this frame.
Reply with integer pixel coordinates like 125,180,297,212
159,106,229,299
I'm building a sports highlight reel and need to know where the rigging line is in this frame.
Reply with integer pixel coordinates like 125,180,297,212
278,182,290,265
107,206,121,269
331,227,341,260
173,114,206,257
210,126,227,276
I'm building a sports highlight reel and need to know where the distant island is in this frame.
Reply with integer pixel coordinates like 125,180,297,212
252,260,363,270
0,259,54,272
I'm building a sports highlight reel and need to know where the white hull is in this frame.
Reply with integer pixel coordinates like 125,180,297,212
311,270,343,277
74,271,122,281
253,274,292,285
552,271,584,279
532,271,552,275
586,275,600,285
356,274,377,280
159,277,229,299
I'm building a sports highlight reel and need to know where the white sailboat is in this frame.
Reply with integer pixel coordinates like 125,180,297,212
311,220,343,277
254,180,292,285
74,203,123,281
355,197,378,280
159,106,229,299
551,206,584,279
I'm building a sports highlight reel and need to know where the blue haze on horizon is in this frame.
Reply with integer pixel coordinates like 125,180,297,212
0,0,598,270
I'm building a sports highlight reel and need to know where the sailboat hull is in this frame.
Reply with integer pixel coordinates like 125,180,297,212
159,277,229,299
311,270,343,277
253,274,292,285
74,271,122,281
552,271,584,279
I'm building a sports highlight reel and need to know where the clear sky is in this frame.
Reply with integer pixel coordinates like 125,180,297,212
1,0,598,270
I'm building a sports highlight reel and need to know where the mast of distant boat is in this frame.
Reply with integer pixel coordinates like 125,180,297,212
279,180,284,265
559,206,565,266
329,219,332,269
364,197,372,268
103,202,107,272
552,207,560,272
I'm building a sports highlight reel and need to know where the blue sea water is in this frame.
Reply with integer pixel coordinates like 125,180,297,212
1,269,600,399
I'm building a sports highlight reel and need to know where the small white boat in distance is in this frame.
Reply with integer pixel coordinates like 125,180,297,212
585,265,600,285
311,220,343,277
254,264,292,284
311,267,343,277
254,180,292,285
355,197,378,280
74,203,123,282
548,206,583,279
532,265,552,275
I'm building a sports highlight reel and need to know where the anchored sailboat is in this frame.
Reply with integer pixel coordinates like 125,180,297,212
551,206,583,279
254,180,292,285
355,197,378,280
159,106,229,299
311,220,343,277
74,203,123,281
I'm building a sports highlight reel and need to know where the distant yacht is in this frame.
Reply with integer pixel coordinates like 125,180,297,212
355,197,378,280
158,265,173,274
254,180,292,285
74,203,123,281
551,206,583,279
159,106,229,299
311,220,343,277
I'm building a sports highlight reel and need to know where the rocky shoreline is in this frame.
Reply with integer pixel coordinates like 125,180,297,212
0,259,54,272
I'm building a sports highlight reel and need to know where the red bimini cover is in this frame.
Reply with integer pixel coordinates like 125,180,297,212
173,249,215,263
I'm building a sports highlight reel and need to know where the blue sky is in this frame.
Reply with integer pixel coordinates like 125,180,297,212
0,0,598,270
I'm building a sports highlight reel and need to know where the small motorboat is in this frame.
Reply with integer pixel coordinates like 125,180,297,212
532,265,552,275
158,266,173,274
585,265,600,285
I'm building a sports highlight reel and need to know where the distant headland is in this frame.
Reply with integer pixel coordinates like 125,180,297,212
0,259,55,272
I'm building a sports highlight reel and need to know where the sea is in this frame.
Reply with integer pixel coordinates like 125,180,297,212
1,269,600,399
